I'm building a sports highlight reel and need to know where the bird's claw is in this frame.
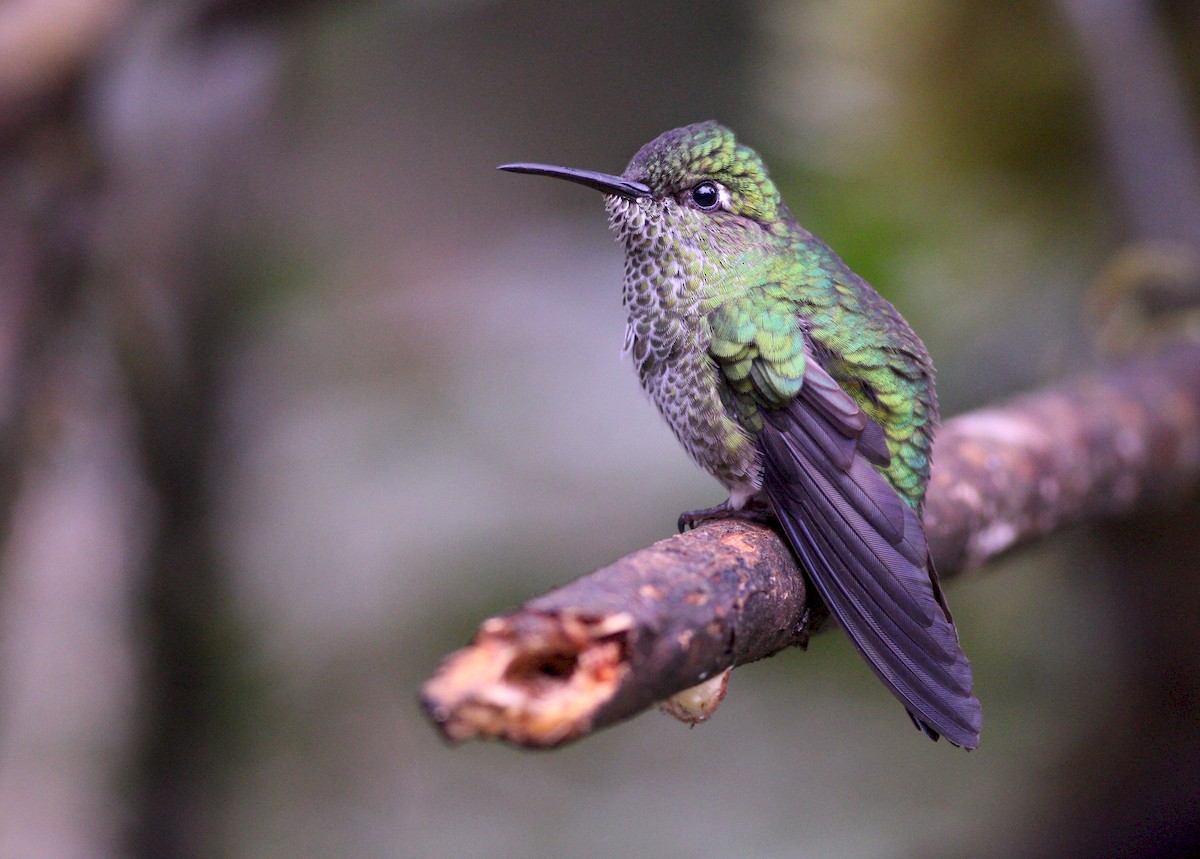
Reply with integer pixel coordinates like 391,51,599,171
677,498,774,533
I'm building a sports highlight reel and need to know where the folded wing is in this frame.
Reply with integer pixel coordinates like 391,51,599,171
758,359,982,748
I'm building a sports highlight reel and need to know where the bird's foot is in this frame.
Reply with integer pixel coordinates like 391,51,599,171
677,497,773,533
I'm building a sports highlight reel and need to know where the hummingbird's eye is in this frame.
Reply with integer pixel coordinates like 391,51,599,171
690,181,721,211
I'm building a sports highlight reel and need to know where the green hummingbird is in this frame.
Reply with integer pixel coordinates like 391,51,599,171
500,121,981,748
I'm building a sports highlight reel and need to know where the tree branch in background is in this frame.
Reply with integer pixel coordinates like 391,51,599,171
1057,0,1200,246
421,339,1200,749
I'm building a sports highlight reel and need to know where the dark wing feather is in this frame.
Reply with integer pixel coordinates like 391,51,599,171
759,361,982,748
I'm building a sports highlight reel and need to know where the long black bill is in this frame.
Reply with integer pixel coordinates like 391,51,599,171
498,163,652,199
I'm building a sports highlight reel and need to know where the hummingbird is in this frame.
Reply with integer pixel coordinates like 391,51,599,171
499,121,982,748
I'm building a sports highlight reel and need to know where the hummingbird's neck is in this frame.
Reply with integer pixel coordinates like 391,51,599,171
605,196,706,373
606,196,800,346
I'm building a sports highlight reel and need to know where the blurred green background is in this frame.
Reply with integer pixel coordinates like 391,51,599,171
1,1,1198,857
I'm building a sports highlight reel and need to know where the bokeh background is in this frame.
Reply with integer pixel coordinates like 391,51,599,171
2,1,1199,857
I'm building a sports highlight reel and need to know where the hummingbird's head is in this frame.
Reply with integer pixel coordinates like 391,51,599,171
618,121,784,227
499,122,791,261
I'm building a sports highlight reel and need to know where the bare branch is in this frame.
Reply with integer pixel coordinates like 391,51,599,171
421,340,1200,748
